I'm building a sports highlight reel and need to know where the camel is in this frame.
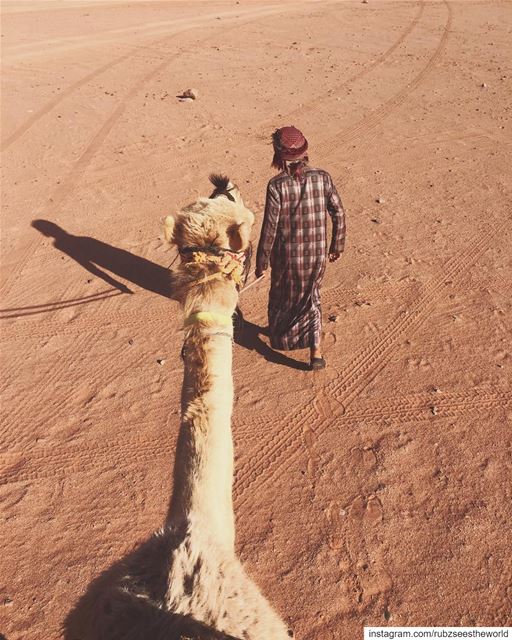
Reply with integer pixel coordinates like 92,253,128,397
84,176,291,640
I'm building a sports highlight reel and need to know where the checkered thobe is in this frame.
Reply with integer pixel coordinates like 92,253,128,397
256,167,346,350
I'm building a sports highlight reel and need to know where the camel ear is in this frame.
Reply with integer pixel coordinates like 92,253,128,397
227,221,251,251
163,215,176,243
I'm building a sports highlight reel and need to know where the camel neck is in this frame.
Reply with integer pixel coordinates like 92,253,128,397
167,325,236,551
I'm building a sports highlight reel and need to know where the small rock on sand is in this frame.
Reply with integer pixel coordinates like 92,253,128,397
179,88,199,101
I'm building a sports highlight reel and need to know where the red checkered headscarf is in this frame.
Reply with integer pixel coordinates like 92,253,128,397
271,126,309,175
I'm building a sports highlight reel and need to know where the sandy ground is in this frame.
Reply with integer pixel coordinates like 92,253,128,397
1,0,512,638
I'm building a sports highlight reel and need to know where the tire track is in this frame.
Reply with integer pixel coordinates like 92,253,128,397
1,0,427,308
0,295,171,339
0,4,305,300
0,430,171,486
0,277,413,342
3,196,500,480
0,291,156,434
0,289,124,320
314,0,452,161
270,0,425,125
326,224,497,407
1,3,303,63
2,0,436,304
1,44,167,152
1,2,306,151
342,389,512,424
0,0,494,491
3,154,499,473
232,220,503,509
0,382,509,487
39,0,427,214
1,58,172,298
0,337,150,442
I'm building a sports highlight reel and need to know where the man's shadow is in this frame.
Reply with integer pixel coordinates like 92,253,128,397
32,219,173,298
234,309,309,371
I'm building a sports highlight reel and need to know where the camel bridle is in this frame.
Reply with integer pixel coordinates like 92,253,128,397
178,243,250,288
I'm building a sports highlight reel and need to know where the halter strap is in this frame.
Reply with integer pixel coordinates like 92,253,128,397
179,246,246,261
180,248,246,287
180,245,226,257
183,311,233,328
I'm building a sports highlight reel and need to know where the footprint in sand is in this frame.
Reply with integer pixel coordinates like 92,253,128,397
366,495,384,525
349,494,366,519
323,330,337,348
324,493,389,609
351,446,378,471
348,494,383,525
325,500,345,551
325,491,384,552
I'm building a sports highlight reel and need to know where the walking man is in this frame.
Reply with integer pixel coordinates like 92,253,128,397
255,126,346,370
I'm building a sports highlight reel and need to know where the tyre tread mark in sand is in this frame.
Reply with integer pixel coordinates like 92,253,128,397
343,389,512,423
282,1,425,123
2,3,302,62
234,219,495,477
0,278,414,342
232,220,503,508
320,1,453,159
1,0,427,303
0,1,498,488
0,384,509,486
1,2,302,151
0,0,425,250
0,335,151,439
0,8,292,299
2,49,148,152
235,0,458,495
73,1,427,198
0,2,499,490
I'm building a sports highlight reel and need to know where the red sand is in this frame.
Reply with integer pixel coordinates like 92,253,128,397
1,1,511,638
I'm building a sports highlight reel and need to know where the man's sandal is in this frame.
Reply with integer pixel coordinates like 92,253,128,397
310,357,326,371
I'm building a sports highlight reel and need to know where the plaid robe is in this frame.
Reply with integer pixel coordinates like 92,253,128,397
256,166,346,350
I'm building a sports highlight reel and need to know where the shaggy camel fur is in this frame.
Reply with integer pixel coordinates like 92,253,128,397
86,176,291,640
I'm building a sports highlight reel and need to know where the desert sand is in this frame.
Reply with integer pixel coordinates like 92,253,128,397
1,0,511,638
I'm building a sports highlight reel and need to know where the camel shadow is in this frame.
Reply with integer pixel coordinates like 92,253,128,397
63,527,239,640
234,310,309,371
31,219,173,298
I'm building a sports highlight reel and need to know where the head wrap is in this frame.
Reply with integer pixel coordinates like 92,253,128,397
271,126,309,171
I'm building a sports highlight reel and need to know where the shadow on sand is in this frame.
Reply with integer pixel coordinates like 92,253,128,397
57,228,299,639
31,219,173,299
234,310,309,372
63,522,239,640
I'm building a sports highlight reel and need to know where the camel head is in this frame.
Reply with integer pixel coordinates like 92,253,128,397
164,175,255,316
164,175,253,252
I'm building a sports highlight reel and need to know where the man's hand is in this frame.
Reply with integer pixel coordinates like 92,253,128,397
328,252,341,262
